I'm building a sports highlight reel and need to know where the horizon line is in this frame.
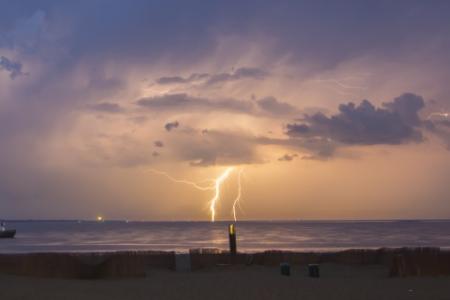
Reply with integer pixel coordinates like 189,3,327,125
2,218,450,223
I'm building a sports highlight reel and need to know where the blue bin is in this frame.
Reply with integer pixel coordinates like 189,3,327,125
308,264,320,278
280,262,290,276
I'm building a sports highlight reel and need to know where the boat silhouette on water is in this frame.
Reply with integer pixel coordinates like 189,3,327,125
0,229,16,238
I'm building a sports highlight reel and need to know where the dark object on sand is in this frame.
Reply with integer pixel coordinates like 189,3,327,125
0,229,16,238
308,264,320,278
228,224,237,256
280,262,290,276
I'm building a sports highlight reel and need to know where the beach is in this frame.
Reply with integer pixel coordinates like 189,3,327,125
0,249,449,299
1,263,450,300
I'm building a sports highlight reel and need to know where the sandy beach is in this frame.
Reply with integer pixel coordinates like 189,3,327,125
0,248,449,299
1,264,449,300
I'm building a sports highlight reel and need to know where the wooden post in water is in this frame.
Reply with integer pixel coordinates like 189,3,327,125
228,224,237,256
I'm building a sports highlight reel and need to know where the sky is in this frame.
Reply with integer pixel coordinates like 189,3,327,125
1,0,450,221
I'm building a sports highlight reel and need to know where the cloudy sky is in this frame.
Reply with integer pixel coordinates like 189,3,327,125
1,0,450,221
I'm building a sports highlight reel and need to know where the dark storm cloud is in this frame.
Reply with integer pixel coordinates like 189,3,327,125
0,1,220,65
137,93,301,117
87,102,124,113
0,10,48,54
156,76,186,84
0,56,26,79
170,127,341,166
286,93,425,145
1,1,450,70
382,93,425,126
170,129,264,167
137,93,254,114
256,135,337,159
205,67,268,86
256,96,298,116
155,67,267,86
156,73,209,85
424,117,450,150
165,121,179,131
278,153,298,162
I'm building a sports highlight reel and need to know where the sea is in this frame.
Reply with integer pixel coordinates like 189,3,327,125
0,220,449,253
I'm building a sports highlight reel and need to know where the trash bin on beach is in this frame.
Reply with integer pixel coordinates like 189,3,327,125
308,264,320,278
280,262,290,276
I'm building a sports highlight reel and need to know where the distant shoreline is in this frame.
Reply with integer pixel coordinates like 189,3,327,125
2,219,450,223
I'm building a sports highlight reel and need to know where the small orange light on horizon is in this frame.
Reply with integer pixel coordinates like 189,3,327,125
96,216,104,222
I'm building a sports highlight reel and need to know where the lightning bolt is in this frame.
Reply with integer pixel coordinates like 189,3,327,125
149,169,215,191
148,167,241,222
209,167,234,222
232,168,244,222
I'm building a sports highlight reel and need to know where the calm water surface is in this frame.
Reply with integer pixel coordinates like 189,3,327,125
0,220,449,253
